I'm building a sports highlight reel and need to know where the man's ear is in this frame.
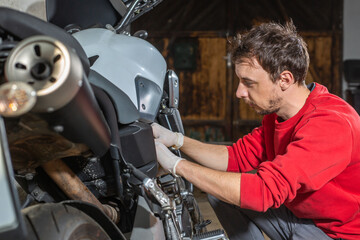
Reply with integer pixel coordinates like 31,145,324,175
278,70,294,91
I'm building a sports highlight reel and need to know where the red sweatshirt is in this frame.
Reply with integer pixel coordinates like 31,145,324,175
227,83,360,239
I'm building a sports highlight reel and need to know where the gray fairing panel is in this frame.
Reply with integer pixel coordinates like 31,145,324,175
129,196,165,240
135,77,162,123
89,70,139,124
73,28,167,123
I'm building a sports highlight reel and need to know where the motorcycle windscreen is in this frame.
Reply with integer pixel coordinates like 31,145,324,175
46,0,121,29
0,117,27,240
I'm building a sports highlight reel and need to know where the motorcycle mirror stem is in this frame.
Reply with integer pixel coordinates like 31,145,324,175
114,0,142,33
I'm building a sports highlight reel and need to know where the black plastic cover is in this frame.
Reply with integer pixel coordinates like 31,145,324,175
158,108,185,134
46,0,121,29
135,77,162,123
118,122,158,178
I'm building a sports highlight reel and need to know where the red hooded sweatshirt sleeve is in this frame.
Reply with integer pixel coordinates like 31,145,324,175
227,83,360,239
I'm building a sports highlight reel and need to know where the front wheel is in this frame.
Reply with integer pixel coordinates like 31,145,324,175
22,203,110,240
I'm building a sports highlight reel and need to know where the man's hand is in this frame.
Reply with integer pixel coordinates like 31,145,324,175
154,141,184,176
151,123,184,150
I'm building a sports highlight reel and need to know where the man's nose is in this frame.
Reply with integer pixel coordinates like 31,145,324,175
236,82,248,99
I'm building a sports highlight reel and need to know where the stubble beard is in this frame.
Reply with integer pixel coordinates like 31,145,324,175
247,94,282,116
257,98,281,115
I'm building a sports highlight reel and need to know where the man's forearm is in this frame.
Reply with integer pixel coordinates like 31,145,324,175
181,136,229,171
176,159,241,206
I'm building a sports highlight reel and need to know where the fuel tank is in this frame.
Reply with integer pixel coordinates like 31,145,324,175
73,28,167,123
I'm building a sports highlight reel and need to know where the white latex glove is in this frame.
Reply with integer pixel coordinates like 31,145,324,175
151,123,184,150
155,141,184,176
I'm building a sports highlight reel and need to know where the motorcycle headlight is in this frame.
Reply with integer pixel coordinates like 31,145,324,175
0,82,36,117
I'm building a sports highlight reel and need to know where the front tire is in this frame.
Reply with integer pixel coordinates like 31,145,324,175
22,203,111,240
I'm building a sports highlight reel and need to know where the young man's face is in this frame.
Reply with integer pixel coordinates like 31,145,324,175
235,58,282,115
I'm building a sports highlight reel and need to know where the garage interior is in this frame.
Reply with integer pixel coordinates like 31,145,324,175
1,0,360,239
130,1,348,236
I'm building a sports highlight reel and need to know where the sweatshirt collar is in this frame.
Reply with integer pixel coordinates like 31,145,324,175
274,83,328,128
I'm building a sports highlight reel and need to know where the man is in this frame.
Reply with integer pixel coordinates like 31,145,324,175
152,21,360,240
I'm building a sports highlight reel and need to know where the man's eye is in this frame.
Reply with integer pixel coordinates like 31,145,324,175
244,82,253,87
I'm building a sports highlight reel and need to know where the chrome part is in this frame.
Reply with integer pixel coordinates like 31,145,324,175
165,70,180,109
165,212,181,240
105,24,117,33
143,176,192,239
52,125,64,133
115,0,141,33
192,229,228,240
0,82,36,117
24,173,34,181
133,30,148,39
156,174,208,238
114,0,163,33
143,178,171,209
4,36,83,113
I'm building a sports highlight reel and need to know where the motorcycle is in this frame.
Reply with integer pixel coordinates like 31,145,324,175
0,0,227,239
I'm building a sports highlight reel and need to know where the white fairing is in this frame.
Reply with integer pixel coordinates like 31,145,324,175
73,28,166,110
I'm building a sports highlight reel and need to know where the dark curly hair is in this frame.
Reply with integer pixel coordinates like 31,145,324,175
230,20,309,84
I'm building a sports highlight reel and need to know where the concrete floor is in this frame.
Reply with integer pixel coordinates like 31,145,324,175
194,187,224,232
194,187,271,240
